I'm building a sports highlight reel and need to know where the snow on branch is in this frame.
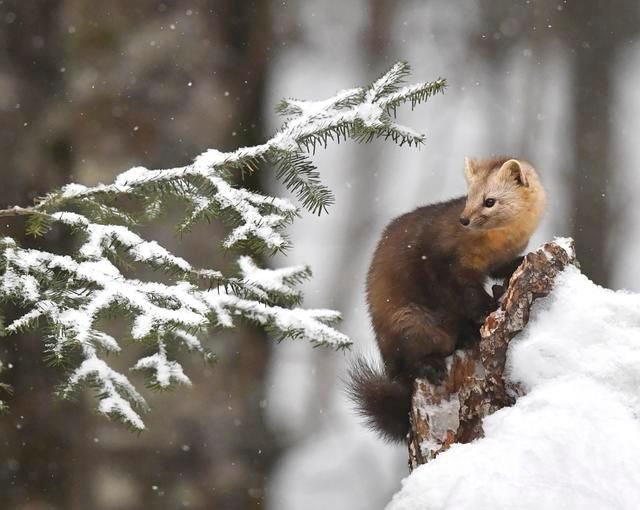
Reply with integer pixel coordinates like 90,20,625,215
0,62,444,429
0,237,348,428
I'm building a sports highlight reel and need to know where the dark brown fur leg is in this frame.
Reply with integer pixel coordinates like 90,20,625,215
489,256,525,280
462,286,495,324
383,305,457,384
456,319,481,349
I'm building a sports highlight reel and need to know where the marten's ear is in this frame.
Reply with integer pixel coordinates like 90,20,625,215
464,157,478,182
498,159,529,187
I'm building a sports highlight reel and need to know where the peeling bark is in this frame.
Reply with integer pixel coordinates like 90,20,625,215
408,239,577,470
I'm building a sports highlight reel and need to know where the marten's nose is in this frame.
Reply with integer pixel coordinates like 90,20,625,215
459,217,470,226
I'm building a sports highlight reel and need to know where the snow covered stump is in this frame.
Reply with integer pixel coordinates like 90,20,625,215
408,238,577,469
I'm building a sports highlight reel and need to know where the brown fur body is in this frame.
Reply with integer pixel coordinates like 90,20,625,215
348,156,545,442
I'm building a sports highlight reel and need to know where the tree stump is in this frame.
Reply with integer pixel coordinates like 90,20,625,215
408,239,577,470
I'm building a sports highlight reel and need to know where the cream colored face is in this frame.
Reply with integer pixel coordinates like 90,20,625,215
460,158,532,230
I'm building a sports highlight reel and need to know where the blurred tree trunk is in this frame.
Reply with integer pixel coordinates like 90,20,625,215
0,2,84,509
563,0,637,286
364,0,396,57
0,1,280,509
201,2,281,509
570,42,612,286
565,2,615,286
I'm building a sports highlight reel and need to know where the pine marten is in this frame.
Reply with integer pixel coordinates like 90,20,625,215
348,156,546,442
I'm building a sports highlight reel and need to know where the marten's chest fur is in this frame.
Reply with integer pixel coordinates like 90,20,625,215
458,222,531,274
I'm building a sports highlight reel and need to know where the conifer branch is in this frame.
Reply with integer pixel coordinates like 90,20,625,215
0,61,445,428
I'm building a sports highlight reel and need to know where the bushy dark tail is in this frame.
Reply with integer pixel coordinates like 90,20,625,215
346,357,412,443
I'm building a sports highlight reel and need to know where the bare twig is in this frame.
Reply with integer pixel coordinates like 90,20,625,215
0,206,40,218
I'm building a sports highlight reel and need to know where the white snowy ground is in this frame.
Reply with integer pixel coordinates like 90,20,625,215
387,265,640,510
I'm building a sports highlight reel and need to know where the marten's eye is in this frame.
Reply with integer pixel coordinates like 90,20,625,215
484,198,496,208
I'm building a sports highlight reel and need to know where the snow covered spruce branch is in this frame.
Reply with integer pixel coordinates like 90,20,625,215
0,62,446,429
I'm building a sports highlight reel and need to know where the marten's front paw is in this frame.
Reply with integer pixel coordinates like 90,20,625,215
416,356,447,385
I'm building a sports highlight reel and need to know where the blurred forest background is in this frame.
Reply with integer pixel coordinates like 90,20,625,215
1,0,639,509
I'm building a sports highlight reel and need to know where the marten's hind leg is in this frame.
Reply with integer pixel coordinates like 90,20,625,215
382,304,457,383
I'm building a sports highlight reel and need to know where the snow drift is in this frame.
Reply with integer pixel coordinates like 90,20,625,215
388,266,640,510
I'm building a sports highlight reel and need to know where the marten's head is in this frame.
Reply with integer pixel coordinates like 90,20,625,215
459,157,545,230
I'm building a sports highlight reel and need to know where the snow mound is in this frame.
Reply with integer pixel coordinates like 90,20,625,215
388,266,640,510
